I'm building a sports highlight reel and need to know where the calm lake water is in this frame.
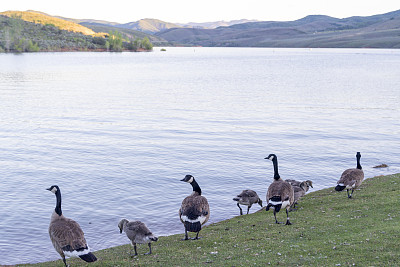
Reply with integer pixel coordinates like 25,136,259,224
0,47,399,264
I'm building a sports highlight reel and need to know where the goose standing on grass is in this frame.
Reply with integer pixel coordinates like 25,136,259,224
335,152,364,198
265,154,294,225
286,179,313,191
179,174,210,240
118,219,158,256
233,190,263,215
47,185,97,267
291,181,307,210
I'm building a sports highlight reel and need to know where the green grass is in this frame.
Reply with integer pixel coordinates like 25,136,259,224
22,173,399,266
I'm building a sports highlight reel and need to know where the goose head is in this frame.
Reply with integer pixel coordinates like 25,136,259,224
265,154,276,161
118,219,129,234
181,174,194,183
46,185,60,194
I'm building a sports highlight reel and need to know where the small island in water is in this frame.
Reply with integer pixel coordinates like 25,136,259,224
0,11,154,53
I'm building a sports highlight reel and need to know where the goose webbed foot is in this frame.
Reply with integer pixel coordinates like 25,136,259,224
181,230,190,241
144,243,152,255
285,220,292,225
347,189,354,198
130,244,138,256
273,210,282,224
192,231,201,240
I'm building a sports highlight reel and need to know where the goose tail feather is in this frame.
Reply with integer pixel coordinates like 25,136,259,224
79,252,97,262
184,221,201,232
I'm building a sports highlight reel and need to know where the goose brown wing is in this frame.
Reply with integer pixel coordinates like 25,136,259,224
267,181,294,204
180,195,210,224
49,218,88,253
282,181,294,204
338,168,362,186
126,221,152,235
242,190,258,198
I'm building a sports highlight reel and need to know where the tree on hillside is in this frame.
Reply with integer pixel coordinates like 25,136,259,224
141,36,153,51
107,30,123,52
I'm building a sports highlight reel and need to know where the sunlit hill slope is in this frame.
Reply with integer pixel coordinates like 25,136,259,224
0,10,99,36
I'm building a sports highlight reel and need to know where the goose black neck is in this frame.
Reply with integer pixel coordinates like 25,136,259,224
190,179,202,195
356,154,362,170
272,157,280,180
54,190,62,216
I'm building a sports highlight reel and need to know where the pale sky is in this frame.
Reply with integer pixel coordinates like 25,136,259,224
1,0,399,24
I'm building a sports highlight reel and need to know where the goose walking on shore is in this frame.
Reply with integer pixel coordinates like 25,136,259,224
179,175,210,240
335,152,364,198
286,179,313,191
47,185,97,267
118,219,158,256
233,190,263,215
265,154,294,225
291,181,308,210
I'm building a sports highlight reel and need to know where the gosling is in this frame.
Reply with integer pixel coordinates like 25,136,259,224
118,219,158,256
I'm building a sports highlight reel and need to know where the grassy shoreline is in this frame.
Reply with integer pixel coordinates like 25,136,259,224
20,173,399,266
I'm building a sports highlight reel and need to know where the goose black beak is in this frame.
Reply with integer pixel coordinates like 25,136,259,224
46,188,51,191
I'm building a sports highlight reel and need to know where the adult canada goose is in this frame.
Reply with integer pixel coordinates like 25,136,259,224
118,219,158,256
335,152,364,198
47,185,97,267
265,154,294,225
179,174,210,240
233,190,263,215
285,179,313,192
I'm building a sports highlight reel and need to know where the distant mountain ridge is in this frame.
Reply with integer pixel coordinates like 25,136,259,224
156,9,400,48
118,18,182,34
178,19,260,29
2,9,400,48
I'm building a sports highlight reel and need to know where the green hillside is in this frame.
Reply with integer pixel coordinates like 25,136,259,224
0,15,153,52
80,22,170,46
0,10,100,36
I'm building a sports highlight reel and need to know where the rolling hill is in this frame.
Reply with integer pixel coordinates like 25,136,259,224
177,19,260,29
0,10,98,36
79,22,168,45
118,18,182,34
0,10,170,48
2,8,400,49
156,9,400,48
